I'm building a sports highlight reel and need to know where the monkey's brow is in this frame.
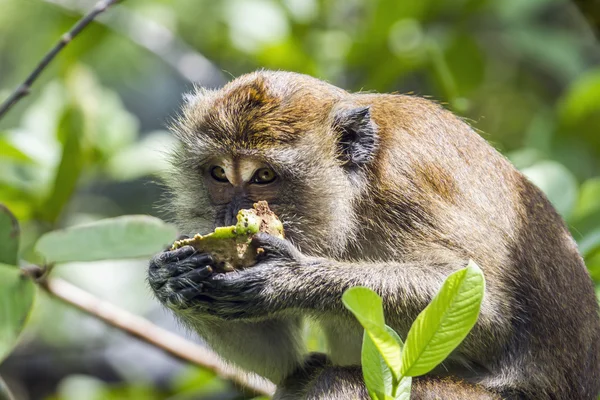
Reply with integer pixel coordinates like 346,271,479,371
187,150,268,169
183,153,213,167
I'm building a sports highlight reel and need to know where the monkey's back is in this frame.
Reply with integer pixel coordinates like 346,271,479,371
352,94,600,399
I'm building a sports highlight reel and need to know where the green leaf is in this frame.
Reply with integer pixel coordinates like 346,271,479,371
362,329,392,399
105,131,176,181
343,287,386,326
505,27,582,81
35,216,178,263
0,137,32,163
171,366,226,398
521,161,578,219
586,251,600,283
574,178,600,219
362,327,411,400
394,373,412,400
0,204,19,266
579,228,600,258
0,264,36,363
65,65,139,159
443,33,484,97
400,261,485,377
38,106,85,223
343,287,402,379
574,177,600,218
570,178,600,237
559,68,600,125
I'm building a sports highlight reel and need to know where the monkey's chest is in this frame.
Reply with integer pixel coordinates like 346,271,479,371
319,317,363,365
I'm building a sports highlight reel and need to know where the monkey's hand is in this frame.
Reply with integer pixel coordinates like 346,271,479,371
147,245,215,310
148,233,307,320
166,233,307,320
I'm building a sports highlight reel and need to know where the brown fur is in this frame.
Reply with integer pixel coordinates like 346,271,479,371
157,70,600,399
276,354,500,399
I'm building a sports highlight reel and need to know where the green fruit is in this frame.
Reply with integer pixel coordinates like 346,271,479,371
171,201,284,272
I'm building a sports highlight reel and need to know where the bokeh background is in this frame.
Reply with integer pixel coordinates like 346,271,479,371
1,0,599,399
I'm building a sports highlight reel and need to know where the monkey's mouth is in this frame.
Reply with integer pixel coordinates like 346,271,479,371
213,199,257,227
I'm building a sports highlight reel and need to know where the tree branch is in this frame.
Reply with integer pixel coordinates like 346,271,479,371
571,0,600,36
43,0,226,85
0,375,16,400
39,277,276,397
0,0,122,120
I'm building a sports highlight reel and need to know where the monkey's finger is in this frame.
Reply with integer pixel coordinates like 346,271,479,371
175,253,214,270
169,255,213,277
167,287,203,307
149,253,214,290
251,233,302,259
153,245,196,269
184,265,214,281
170,266,214,289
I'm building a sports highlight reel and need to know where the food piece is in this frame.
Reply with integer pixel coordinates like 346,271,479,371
171,201,284,272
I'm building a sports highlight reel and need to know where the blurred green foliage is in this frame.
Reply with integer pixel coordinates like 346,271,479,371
0,0,599,398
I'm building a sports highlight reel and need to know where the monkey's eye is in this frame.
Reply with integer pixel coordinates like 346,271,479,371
252,167,277,184
209,166,229,183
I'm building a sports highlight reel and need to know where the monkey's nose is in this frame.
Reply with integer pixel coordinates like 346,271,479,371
223,197,252,226
224,207,237,226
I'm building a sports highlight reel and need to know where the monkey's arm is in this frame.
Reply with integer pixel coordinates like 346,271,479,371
198,234,509,355
147,246,304,384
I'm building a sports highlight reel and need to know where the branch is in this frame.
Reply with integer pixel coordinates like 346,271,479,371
0,0,122,120
571,0,600,36
0,375,16,400
39,277,276,397
43,0,226,84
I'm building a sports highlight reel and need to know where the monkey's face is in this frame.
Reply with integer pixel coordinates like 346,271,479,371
166,71,378,257
200,156,280,226
170,143,357,257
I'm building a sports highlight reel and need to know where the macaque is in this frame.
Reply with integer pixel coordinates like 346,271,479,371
148,71,600,399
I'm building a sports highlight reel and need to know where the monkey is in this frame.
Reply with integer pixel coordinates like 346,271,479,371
147,70,600,399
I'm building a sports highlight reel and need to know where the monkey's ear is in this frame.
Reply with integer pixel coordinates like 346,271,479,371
333,106,379,169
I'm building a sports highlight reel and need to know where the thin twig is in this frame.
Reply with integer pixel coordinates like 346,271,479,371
39,277,276,397
43,0,225,84
0,0,122,119
571,0,600,36
0,375,16,400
